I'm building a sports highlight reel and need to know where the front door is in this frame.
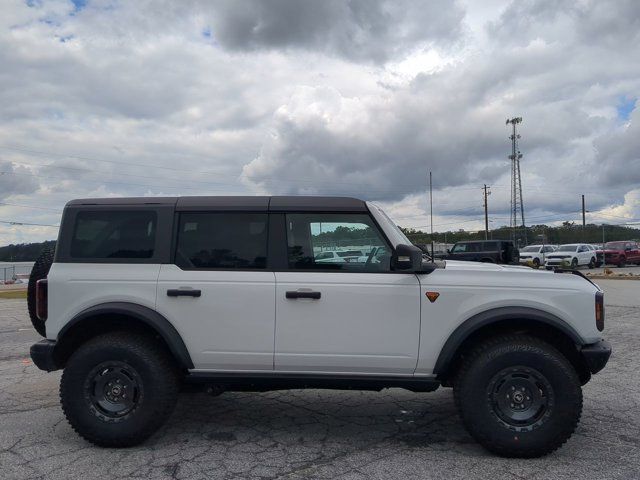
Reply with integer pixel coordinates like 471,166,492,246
156,212,275,371
274,212,421,374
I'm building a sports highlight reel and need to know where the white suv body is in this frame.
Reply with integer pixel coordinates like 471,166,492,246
545,243,597,269
518,244,557,267
30,196,610,457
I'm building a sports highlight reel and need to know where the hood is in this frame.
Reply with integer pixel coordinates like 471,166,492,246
444,260,533,272
546,251,574,257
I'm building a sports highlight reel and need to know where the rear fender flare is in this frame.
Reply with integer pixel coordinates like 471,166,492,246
58,302,193,369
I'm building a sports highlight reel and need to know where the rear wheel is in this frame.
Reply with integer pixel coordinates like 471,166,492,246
454,335,582,457
27,247,55,337
618,256,626,268
588,257,596,269
60,332,181,447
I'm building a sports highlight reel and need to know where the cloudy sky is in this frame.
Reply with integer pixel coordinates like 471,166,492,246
0,0,639,245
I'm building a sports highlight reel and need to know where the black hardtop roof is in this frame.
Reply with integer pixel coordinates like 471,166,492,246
66,196,368,212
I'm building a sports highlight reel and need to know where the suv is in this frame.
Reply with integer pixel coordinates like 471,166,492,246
597,241,640,267
545,244,597,269
28,196,610,457
518,244,557,268
445,240,519,264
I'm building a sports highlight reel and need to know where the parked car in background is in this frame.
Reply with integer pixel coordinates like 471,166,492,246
445,240,519,264
545,244,597,269
315,250,365,264
518,244,557,268
596,241,640,267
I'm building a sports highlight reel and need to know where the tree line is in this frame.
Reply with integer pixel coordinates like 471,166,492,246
402,222,640,246
1,222,639,262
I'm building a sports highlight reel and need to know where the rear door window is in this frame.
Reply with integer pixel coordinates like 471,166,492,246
175,213,268,269
70,211,157,259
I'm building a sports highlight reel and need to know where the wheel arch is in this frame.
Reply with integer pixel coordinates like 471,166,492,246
54,302,193,370
433,307,591,385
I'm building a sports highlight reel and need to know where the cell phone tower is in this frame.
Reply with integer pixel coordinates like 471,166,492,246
506,117,526,246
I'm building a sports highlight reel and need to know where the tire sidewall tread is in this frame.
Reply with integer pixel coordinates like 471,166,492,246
454,334,582,458
60,332,180,448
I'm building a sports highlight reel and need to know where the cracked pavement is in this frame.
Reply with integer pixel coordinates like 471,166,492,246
1,280,638,479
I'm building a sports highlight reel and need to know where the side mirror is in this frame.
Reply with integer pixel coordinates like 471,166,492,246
446,248,451,254
392,244,425,272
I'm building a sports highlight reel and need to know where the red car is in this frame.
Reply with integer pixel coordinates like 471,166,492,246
597,241,640,267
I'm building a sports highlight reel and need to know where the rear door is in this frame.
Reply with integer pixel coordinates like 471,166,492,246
627,242,640,263
273,212,421,374
156,211,275,371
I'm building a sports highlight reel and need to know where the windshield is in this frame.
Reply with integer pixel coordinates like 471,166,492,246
520,246,539,253
605,242,625,249
557,245,577,252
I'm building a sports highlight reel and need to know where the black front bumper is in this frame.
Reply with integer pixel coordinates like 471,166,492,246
30,339,59,372
580,340,612,374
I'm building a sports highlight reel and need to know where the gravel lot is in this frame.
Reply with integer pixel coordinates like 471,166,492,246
1,280,638,480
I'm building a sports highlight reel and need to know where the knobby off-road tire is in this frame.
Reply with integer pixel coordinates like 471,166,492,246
27,247,55,337
60,332,181,447
454,335,582,458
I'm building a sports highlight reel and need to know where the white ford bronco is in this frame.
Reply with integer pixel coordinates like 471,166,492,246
28,196,611,457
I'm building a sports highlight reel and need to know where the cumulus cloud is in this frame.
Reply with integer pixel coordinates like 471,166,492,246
0,161,40,199
205,0,465,63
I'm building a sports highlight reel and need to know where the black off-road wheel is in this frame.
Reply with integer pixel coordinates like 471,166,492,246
570,258,578,269
588,257,596,269
454,335,582,458
60,332,181,447
532,258,540,269
27,247,55,337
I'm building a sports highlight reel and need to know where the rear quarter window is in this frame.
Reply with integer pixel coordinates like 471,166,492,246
70,211,157,259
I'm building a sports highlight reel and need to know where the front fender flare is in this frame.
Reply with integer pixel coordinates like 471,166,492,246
58,302,194,369
432,306,584,377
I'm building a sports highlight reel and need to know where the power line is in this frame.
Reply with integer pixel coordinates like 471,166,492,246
0,202,62,212
0,220,59,228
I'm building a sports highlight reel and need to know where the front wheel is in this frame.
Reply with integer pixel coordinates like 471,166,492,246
618,256,626,268
570,257,578,269
532,258,540,269
60,332,181,447
588,257,596,269
454,335,582,457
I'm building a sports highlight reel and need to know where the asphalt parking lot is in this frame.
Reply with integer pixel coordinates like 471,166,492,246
1,280,638,480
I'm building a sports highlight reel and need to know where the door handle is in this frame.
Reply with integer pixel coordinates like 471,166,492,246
286,290,321,300
167,289,201,298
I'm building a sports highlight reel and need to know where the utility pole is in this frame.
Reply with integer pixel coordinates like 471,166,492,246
483,184,491,240
506,117,526,246
581,195,586,229
429,171,434,259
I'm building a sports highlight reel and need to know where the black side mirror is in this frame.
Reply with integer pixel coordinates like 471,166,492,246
393,244,424,272
446,248,451,254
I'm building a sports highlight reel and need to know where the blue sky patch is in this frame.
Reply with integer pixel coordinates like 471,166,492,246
616,96,636,121
71,0,87,11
